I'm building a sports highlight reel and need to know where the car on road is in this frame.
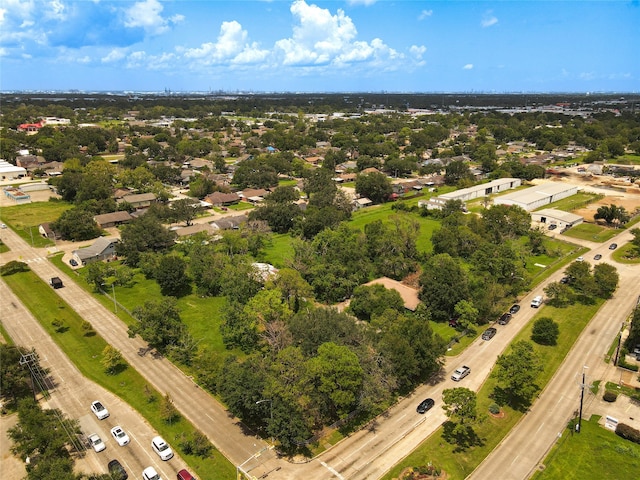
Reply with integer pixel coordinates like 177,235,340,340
498,312,512,325
609,243,618,250
91,400,109,420
594,254,602,261
451,365,471,381
482,327,497,340
0,223,7,229
576,256,584,262
509,304,520,315
416,398,435,414
88,433,106,453
151,435,174,460
531,295,543,308
177,469,196,480
143,466,161,480
110,426,130,446
107,459,128,480
69,258,78,266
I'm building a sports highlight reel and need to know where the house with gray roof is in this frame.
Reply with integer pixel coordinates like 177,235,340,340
72,237,119,265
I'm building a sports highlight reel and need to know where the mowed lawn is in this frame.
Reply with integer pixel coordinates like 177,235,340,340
0,200,72,247
531,416,640,480
562,222,621,243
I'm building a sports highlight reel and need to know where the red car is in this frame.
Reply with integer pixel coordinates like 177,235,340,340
177,469,196,480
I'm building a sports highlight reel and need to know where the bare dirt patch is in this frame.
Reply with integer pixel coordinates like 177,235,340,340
573,189,640,222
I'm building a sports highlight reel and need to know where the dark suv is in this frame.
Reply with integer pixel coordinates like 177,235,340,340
498,313,512,325
482,327,497,341
108,460,128,480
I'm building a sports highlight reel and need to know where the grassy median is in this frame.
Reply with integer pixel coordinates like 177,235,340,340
3,269,236,480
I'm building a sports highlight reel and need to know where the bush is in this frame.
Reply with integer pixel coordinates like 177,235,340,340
531,317,560,346
489,403,501,414
0,261,30,276
615,423,640,444
603,391,618,402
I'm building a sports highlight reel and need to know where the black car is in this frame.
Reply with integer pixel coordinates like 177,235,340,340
69,259,78,266
548,224,557,230
498,312,512,325
482,327,497,341
416,398,435,414
609,243,618,250
108,460,128,480
594,254,602,261
509,304,521,315
560,276,570,284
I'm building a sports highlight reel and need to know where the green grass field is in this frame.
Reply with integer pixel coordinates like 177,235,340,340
609,154,640,165
383,299,603,480
562,223,622,242
3,269,236,480
0,200,72,248
531,416,640,480
538,192,604,213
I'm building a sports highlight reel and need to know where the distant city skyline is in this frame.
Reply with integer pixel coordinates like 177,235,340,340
1,1,638,93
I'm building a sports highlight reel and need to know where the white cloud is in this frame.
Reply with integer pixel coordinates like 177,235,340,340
124,0,180,35
410,45,426,58
347,0,377,5
579,71,595,80
463,64,473,70
274,0,399,69
46,0,67,20
76,55,90,64
20,20,35,27
183,20,269,65
481,11,498,28
0,47,6,57
418,10,433,20
102,48,127,63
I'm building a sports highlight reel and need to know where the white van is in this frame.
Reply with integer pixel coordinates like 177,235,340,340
531,295,543,308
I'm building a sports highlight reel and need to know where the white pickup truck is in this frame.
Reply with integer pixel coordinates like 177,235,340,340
451,365,471,381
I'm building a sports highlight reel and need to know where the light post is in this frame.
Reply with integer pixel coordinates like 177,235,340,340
255,399,273,442
577,365,588,433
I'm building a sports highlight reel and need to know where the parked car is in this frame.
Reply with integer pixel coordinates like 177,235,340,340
0,223,7,229
143,466,161,480
451,365,471,381
107,459,128,480
88,433,106,453
594,254,602,261
576,256,584,262
609,243,618,250
110,426,130,446
69,258,78,266
498,312,512,325
548,224,557,230
177,470,196,480
531,295,543,308
560,276,570,284
91,400,109,420
482,327,497,341
151,435,174,460
509,304,520,315
416,398,435,414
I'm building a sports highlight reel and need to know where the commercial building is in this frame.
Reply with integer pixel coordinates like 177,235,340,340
493,183,578,211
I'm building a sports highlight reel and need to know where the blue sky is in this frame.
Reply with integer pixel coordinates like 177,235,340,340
1,0,638,93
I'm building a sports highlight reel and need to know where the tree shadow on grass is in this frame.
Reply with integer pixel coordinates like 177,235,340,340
442,421,484,452
491,386,535,413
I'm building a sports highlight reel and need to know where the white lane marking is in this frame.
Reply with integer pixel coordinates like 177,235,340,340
321,461,345,479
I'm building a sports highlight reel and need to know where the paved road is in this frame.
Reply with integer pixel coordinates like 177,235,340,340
2,222,639,480
0,279,193,480
468,232,640,480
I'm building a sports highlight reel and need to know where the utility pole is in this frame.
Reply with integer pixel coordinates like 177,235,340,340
577,366,588,433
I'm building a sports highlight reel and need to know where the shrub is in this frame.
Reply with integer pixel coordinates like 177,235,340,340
615,423,640,444
531,317,560,345
0,261,30,276
489,403,501,414
603,391,618,402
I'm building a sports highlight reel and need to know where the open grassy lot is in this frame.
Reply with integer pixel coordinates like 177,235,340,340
612,243,640,264
260,232,296,268
610,154,640,165
539,192,604,213
383,299,603,480
0,200,71,248
228,201,254,211
531,416,640,480
562,223,621,242
3,269,236,480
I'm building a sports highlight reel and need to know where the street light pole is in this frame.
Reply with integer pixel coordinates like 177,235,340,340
111,283,117,313
577,365,588,433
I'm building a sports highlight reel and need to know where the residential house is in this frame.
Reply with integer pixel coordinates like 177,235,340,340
94,211,133,229
72,237,119,265
204,192,241,207
211,215,248,230
116,193,156,209
240,188,270,204
38,223,59,240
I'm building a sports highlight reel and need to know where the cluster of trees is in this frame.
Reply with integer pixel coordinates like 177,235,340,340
421,203,535,325
544,260,619,307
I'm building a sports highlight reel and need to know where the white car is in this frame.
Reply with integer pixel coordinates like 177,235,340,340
142,466,162,480
151,435,174,460
87,433,106,453
90,400,109,420
451,365,471,381
110,426,130,446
